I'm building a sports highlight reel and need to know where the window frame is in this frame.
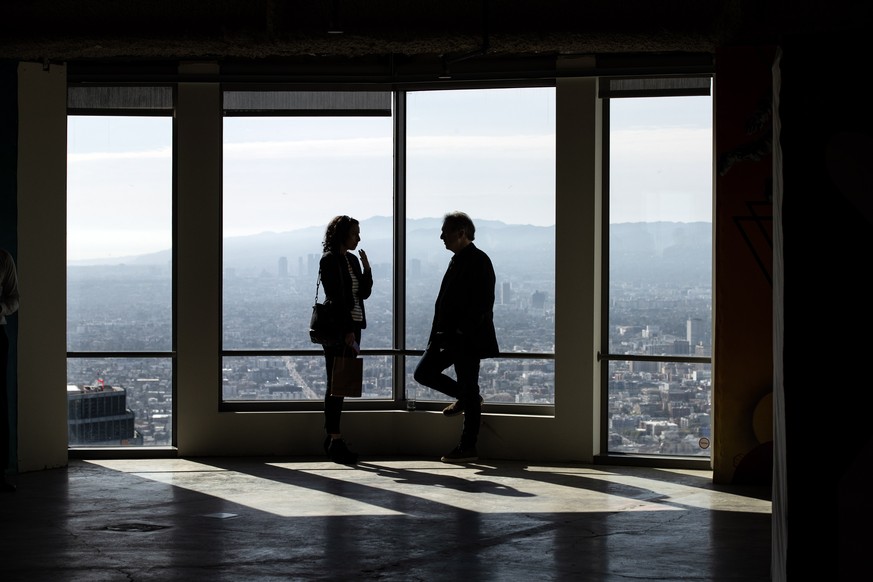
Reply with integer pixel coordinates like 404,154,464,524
66,84,178,449
217,83,558,416
598,76,714,460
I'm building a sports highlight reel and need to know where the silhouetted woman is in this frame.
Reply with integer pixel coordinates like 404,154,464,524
319,215,372,464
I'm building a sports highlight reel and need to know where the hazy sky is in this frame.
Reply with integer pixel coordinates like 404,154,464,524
67,89,711,261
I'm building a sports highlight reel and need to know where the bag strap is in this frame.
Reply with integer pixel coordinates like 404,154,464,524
315,270,322,303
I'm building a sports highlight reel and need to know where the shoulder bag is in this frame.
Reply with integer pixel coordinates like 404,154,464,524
309,270,342,346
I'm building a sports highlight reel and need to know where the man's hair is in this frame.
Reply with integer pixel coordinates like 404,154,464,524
442,211,476,241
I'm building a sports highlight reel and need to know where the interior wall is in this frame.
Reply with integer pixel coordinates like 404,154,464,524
174,64,225,453
0,61,18,474
712,46,776,486
16,62,69,472
555,71,601,454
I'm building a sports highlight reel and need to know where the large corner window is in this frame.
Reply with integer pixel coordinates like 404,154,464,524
66,86,175,448
405,87,556,409
602,77,713,458
220,90,394,404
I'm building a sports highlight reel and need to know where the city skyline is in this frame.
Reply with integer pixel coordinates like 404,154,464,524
68,217,711,273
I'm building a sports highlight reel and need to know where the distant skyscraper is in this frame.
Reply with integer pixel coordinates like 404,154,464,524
308,253,320,277
642,325,660,339
278,256,288,277
501,281,512,305
687,317,703,346
409,258,421,278
673,340,691,355
531,290,545,310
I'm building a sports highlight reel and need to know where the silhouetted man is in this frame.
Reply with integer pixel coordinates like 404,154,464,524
413,212,499,462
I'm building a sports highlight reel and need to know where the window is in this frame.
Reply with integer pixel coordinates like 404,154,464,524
221,91,394,404
405,87,556,408
67,86,175,447
219,86,556,411
602,79,713,458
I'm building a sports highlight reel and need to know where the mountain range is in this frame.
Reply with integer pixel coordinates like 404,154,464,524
69,217,712,284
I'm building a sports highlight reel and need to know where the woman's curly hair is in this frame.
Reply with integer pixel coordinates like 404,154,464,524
323,215,359,252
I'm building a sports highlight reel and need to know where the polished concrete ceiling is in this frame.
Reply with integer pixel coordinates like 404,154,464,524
0,1,848,62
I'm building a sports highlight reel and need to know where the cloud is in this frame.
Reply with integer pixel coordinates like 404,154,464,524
409,134,554,157
611,127,711,159
68,147,172,162
222,134,555,160
225,137,391,159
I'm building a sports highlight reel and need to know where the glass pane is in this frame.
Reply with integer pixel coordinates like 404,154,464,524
608,94,713,456
221,114,393,401
67,357,173,447
607,359,712,456
222,354,392,401
406,87,556,405
67,116,173,449
404,357,554,409
67,116,173,352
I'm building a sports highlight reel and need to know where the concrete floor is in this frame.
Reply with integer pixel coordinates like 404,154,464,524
1,457,772,581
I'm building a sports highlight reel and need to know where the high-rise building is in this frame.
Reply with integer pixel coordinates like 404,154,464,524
687,317,704,346
308,253,320,277
409,258,421,278
278,256,288,277
642,325,660,339
67,384,139,445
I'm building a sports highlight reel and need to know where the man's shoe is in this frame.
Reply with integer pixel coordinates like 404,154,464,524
442,395,484,417
440,444,478,463
328,438,359,465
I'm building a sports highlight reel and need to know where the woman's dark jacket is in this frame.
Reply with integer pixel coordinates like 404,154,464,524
320,250,373,332
429,242,500,359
